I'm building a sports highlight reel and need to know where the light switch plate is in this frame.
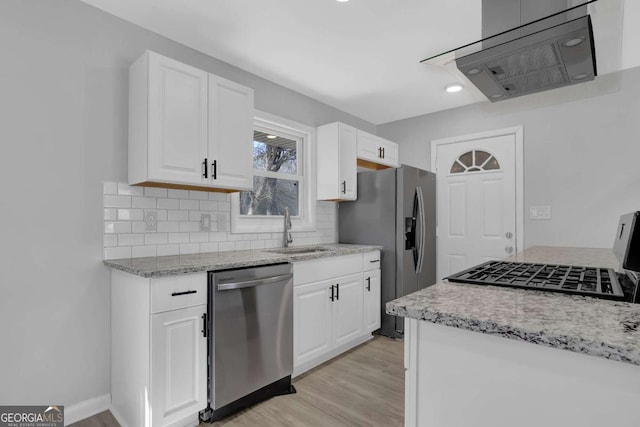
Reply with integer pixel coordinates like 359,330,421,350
530,206,552,220
200,214,211,232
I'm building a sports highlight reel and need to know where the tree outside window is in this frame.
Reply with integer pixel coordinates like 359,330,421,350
240,130,302,216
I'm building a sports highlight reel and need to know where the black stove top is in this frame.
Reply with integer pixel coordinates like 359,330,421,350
445,260,626,301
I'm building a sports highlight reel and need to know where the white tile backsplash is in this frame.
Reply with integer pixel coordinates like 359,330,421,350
103,182,338,260
104,195,131,208
157,198,179,210
131,196,156,209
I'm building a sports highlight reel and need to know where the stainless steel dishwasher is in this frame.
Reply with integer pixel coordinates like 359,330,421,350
201,263,295,423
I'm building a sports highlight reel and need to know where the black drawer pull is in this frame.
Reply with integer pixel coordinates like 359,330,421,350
171,290,197,297
369,259,380,263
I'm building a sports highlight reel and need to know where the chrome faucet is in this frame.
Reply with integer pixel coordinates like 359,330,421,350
283,207,293,248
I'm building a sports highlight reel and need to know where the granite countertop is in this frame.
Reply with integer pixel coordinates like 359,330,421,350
387,246,640,366
104,243,382,278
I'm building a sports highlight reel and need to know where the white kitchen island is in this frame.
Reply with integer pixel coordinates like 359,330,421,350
388,247,640,427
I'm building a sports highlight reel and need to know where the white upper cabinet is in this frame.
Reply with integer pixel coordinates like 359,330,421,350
317,122,357,201
207,74,253,190
356,129,399,169
128,50,253,192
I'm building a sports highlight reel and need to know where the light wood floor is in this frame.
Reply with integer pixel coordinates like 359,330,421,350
71,336,404,427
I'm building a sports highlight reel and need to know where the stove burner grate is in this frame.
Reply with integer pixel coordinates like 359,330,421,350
445,261,625,300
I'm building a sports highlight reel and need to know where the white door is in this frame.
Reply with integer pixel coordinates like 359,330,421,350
333,273,364,347
435,134,517,279
208,74,254,190
293,280,333,368
363,269,381,332
147,52,208,185
151,304,207,426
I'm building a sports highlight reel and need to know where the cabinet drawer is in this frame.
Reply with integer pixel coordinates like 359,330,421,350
293,254,363,286
151,273,207,314
363,251,381,270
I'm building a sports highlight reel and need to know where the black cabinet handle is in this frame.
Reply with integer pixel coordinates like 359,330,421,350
212,160,217,180
382,147,385,159
366,277,371,291
336,283,339,300
329,285,335,302
202,158,208,178
378,147,382,158
341,181,346,194
369,259,380,263
201,313,208,338
171,290,197,297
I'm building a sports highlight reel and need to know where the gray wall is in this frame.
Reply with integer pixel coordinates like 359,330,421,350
0,0,375,407
378,67,640,249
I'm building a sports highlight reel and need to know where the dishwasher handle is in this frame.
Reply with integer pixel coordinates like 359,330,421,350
216,273,292,291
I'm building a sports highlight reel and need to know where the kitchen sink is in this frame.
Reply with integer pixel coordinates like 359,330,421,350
266,247,332,255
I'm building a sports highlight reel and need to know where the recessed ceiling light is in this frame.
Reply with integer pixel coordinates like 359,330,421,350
565,37,584,47
467,68,482,76
267,135,277,139
445,83,464,93
573,73,590,80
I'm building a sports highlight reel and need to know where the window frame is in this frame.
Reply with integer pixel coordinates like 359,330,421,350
230,110,317,233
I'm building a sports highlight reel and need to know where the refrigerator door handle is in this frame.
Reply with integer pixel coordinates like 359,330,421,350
415,186,426,274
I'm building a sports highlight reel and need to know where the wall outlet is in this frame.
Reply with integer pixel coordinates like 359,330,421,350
529,206,552,220
200,214,211,232
144,211,157,231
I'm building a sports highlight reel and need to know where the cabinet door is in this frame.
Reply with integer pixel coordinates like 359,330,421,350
333,273,364,347
379,138,399,168
147,52,208,185
356,130,380,163
208,74,253,191
338,124,357,200
293,280,333,368
364,269,381,332
151,304,207,426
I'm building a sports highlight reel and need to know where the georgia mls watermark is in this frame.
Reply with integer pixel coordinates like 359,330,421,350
0,406,64,427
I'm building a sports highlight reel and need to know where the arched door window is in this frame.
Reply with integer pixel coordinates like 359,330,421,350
450,150,501,174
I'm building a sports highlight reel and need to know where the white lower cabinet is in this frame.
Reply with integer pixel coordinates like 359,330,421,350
292,251,380,377
151,305,208,427
363,268,381,332
293,279,334,367
111,270,207,427
333,273,364,347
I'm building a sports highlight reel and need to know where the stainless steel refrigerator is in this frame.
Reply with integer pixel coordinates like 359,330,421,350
338,165,436,338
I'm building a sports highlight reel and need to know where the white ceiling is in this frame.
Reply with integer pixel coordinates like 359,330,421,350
80,0,487,124
81,0,637,125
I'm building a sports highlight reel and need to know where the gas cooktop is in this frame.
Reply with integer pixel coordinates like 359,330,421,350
445,260,626,301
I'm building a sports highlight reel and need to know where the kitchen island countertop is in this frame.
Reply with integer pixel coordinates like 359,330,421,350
387,246,640,366
104,243,382,278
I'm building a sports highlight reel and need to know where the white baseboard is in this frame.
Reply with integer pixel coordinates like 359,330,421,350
109,406,129,427
64,393,111,426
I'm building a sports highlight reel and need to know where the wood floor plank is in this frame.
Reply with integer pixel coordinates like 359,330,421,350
73,336,404,427
207,336,404,427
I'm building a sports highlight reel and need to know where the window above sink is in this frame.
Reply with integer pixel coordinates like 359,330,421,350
230,111,317,234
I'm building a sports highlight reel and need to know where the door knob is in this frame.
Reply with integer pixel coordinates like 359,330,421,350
505,232,513,239
505,246,514,254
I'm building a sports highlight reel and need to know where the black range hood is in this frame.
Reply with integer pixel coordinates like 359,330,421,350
423,0,599,102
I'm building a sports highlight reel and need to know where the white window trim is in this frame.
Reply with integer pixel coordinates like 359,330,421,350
230,110,317,233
